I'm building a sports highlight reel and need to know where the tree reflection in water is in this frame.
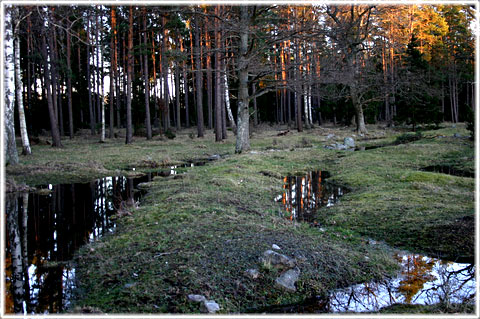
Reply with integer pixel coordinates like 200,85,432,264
4,175,140,314
275,170,347,224
327,253,475,312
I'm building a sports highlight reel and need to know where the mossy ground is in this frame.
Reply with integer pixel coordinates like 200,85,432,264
5,123,475,314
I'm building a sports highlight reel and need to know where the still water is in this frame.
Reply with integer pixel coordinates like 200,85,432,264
275,170,347,224
258,253,475,313
4,169,177,314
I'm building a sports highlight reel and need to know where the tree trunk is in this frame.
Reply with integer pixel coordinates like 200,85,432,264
206,26,213,130
87,19,95,135
175,61,181,130
252,83,258,126
235,6,250,153
66,30,74,139
350,83,367,134
41,32,63,147
4,8,19,164
180,38,190,128
143,8,152,139
214,8,222,142
194,14,204,137
109,7,116,138
6,195,24,313
13,8,31,155
125,6,133,144
223,62,237,134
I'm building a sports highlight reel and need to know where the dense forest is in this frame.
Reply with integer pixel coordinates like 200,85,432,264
4,4,476,162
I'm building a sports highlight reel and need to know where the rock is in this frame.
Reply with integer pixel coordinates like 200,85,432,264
336,143,347,150
326,134,335,139
244,268,260,280
272,244,281,250
275,267,300,292
201,300,220,313
136,182,153,190
344,137,355,148
250,150,259,154
260,250,296,269
452,124,456,128
453,133,463,138
209,154,221,160
293,251,307,262
188,294,207,303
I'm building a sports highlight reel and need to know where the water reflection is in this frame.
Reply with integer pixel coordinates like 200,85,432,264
327,254,475,312
275,171,346,224
257,253,475,313
4,175,141,314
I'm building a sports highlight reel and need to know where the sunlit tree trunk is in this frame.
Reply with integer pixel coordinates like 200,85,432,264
109,7,117,138
194,13,204,137
125,6,133,144
4,7,19,164
214,7,222,142
13,8,31,155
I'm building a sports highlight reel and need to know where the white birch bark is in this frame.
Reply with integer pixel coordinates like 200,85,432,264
13,7,31,155
223,66,237,134
4,7,19,164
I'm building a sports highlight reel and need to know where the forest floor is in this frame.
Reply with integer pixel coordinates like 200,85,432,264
5,122,475,314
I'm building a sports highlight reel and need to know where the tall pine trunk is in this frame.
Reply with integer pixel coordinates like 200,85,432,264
125,6,133,144
41,32,62,147
143,8,152,139
194,14,204,137
66,30,74,138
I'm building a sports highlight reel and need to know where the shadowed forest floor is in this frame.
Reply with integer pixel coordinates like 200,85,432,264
5,123,475,314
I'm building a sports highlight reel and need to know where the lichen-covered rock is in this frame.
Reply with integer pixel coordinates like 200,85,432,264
344,137,355,148
188,294,206,303
260,250,296,269
275,267,300,292
201,300,220,313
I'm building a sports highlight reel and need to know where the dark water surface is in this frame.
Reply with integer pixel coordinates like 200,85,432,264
4,168,179,314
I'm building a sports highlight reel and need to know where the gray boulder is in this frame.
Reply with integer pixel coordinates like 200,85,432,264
188,294,207,303
260,250,296,269
275,267,300,292
344,137,355,148
201,300,220,313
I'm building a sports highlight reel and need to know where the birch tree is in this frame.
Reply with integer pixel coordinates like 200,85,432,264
13,7,31,155
4,6,19,164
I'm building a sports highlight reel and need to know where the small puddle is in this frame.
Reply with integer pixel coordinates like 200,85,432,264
275,170,347,225
255,253,475,313
422,165,474,178
4,162,200,314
